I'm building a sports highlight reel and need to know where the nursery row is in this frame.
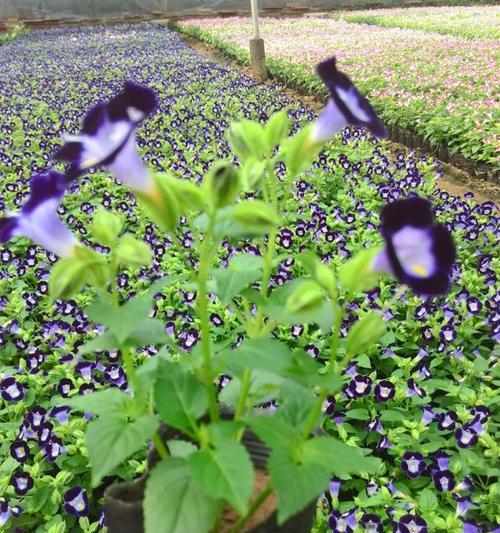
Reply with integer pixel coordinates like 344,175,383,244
339,6,500,39
0,24,498,533
179,16,499,167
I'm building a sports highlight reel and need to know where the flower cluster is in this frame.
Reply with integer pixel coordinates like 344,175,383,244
0,23,496,533
180,14,499,164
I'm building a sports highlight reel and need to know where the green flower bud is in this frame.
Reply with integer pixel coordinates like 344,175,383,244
204,161,241,209
286,280,324,314
137,173,181,232
345,312,387,356
339,247,384,293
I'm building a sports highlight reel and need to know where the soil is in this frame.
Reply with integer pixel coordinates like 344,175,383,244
178,32,499,205
220,468,277,533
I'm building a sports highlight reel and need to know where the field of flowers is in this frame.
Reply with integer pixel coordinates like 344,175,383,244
179,16,499,167
0,23,499,533
339,5,500,39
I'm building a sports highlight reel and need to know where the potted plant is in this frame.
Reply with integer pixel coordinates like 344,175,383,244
0,58,454,533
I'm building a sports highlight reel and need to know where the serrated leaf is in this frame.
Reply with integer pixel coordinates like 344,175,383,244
154,360,208,436
144,458,217,533
86,414,158,487
188,441,254,515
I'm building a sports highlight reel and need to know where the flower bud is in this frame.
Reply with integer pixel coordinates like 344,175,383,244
137,173,181,232
345,312,386,356
227,120,265,162
204,161,241,209
339,247,384,293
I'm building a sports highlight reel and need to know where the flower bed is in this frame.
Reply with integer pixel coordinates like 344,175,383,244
340,5,500,39
0,24,498,533
179,16,499,168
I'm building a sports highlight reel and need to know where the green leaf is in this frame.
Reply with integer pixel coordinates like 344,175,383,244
264,280,335,331
91,208,122,247
115,235,152,266
245,415,299,449
345,312,387,356
78,331,119,354
268,447,329,524
49,256,89,301
301,437,381,477
188,441,254,515
167,440,198,459
231,200,280,235
64,389,132,417
419,488,439,512
86,414,158,487
211,267,262,304
144,458,218,533
227,120,266,162
154,360,208,436
279,124,319,177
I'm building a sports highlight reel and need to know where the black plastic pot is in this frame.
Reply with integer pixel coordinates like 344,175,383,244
104,424,315,533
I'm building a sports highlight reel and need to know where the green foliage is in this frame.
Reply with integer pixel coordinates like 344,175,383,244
144,458,218,533
86,414,158,486
188,441,254,514
154,360,208,436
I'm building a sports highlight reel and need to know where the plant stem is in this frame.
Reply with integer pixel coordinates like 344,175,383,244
235,368,252,421
122,346,140,393
302,391,326,439
197,213,219,423
228,483,273,533
152,431,169,460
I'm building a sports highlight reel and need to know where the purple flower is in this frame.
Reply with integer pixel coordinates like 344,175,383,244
421,406,435,425
329,478,342,498
437,411,458,431
56,81,156,192
461,519,484,533
454,495,474,517
10,440,30,463
361,513,383,533
432,450,450,471
0,377,25,402
433,469,455,492
400,452,426,478
63,487,89,517
329,508,357,533
397,514,427,533
455,427,478,449
0,171,79,257
374,380,395,402
312,57,387,144
406,379,426,398
347,375,372,398
0,498,10,527
372,197,455,296
470,406,491,423
11,472,34,495
49,406,71,425
455,477,474,492
367,415,384,434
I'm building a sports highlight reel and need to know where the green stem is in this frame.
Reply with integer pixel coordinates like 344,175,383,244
152,432,169,460
235,368,252,421
197,213,219,423
302,391,327,439
228,483,273,533
122,347,140,393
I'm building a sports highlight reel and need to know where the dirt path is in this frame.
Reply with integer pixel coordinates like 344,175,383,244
180,33,499,204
